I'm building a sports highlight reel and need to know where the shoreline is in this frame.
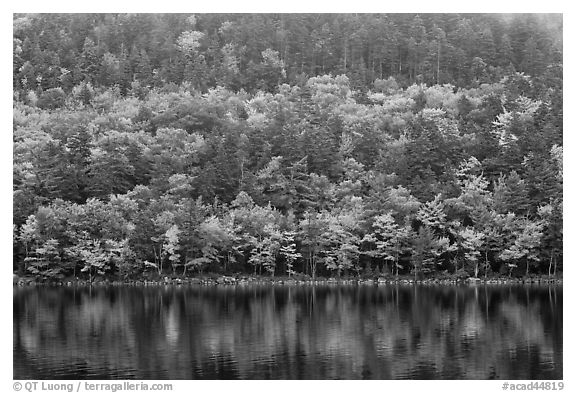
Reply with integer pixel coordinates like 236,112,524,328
13,274,563,287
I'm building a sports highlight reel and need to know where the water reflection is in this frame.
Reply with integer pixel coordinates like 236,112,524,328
13,284,562,380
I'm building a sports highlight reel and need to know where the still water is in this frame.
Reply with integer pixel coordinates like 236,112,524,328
13,284,562,380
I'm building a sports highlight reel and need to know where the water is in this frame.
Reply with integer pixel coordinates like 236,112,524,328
13,284,562,380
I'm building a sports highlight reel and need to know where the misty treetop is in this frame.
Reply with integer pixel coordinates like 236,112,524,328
13,13,562,94
13,13,562,281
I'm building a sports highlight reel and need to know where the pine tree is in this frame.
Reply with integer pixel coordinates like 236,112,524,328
416,194,447,235
25,238,63,280
493,171,531,216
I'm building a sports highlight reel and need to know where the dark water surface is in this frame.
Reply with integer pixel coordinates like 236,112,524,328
13,284,562,380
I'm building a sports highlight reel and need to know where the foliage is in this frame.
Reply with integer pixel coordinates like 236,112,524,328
13,13,562,280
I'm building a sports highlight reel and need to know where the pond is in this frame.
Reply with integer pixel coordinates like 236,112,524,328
13,284,562,380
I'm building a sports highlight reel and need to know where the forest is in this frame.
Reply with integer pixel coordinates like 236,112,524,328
12,13,563,281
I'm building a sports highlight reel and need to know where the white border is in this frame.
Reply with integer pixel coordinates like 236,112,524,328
3,5,571,392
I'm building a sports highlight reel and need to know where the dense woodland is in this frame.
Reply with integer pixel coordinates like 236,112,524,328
13,13,563,281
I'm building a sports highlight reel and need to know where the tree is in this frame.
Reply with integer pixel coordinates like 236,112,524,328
321,212,361,277
18,215,40,275
499,219,543,277
467,209,503,277
36,88,66,110
247,48,287,92
254,156,290,210
189,215,236,275
99,52,123,87
164,224,182,275
229,191,282,274
431,26,447,84
298,210,330,278
382,186,421,222
493,171,531,216
363,213,400,275
87,146,135,199
410,227,435,279
416,194,447,235
80,37,100,82
177,30,207,90
147,128,206,191
64,126,91,202
248,223,281,276
25,238,63,280
537,204,562,277
71,238,117,283
457,227,485,278
279,230,301,277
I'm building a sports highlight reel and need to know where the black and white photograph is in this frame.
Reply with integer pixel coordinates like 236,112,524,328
11,9,564,384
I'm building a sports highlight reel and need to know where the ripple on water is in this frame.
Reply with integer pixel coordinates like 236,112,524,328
13,285,563,380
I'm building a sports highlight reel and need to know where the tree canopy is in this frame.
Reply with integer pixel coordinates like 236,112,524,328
13,13,563,281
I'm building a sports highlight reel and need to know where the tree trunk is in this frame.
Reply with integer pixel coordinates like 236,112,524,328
395,245,399,277
153,245,163,275
19,244,29,276
548,254,553,277
239,161,244,189
343,41,347,71
311,250,316,279
437,41,441,84
312,258,316,279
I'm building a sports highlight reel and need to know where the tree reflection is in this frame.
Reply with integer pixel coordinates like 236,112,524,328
13,285,562,379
